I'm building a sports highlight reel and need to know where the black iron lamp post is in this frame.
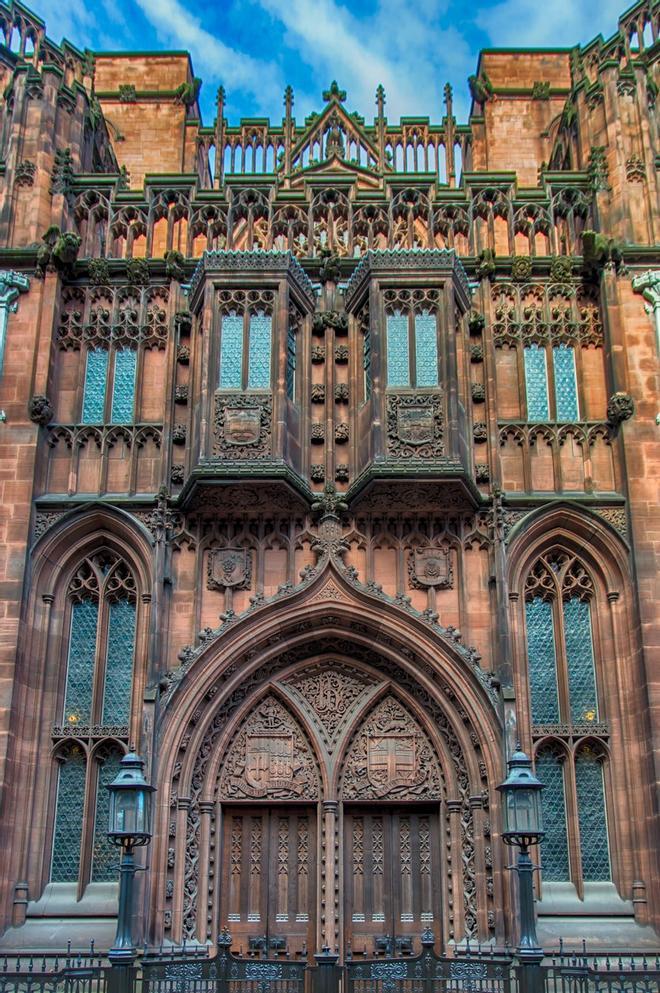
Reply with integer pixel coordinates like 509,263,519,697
107,752,155,969
497,747,545,993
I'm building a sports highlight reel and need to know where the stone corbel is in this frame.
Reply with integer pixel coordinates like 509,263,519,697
0,270,30,421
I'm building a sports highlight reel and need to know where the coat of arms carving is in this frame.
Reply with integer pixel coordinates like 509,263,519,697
213,393,272,459
224,406,262,445
408,547,453,589
386,393,444,459
218,697,319,800
207,548,252,590
396,406,435,445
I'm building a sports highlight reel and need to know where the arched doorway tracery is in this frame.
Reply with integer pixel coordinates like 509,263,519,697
154,582,506,956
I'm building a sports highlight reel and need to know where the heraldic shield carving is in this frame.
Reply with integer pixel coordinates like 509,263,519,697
207,547,252,590
340,696,443,800
218,697,320,800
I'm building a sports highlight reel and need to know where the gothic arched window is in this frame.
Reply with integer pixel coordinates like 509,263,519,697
523,551,611,888
50,553,137,886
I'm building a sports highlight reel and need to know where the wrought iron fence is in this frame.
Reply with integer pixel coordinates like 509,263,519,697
0,943,107,993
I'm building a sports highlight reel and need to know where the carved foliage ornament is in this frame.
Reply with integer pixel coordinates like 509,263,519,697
218,697,319,800
213,392,272,458
207,548,252,590
387,393,444,460
286,663,374,745
341,696,443,800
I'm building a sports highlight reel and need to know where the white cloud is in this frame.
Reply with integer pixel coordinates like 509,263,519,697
133,0,284,114
476,0,624,48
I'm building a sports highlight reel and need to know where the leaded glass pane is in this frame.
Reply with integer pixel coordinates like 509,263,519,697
535,749,569,880
415,311,438,387
576,752,611,880
219,313,244,389
50,751,86,882
102,599,136,725
92,749,123,881
63,599,99,725
82,349,108,423
553,345,579,421
524,345,550,421
110,348,137,423
563,597,598,723
387,311,410,387
525,597,560,723
247,313,272,389
286,324,296,400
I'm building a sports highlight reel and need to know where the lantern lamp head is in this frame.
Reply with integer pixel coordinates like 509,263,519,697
497,747,545,848
107,751,155,848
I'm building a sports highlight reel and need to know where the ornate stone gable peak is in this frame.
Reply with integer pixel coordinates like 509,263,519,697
341,695,443,800
290,95,381,171
217,695,319,800
286,663,376,747
344,248,470,309
187,249,315,308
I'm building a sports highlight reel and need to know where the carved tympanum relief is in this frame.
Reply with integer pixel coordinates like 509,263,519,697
340,695,443,800
218,696,320,800
286,663,375,748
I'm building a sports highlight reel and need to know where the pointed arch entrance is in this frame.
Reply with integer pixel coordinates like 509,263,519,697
154,574,506,956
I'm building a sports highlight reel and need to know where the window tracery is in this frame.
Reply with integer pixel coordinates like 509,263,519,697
384,289,440,388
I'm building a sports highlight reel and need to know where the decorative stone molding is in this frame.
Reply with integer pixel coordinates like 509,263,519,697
188,250,315,308
511,256,532,282
0,270,30,383
549,256,573,283
345,248,470,309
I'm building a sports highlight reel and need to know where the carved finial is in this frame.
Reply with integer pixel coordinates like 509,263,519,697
444,82,453,115
216,85,225,105
322,80,346,103
284,85,294,114
376,84,385,115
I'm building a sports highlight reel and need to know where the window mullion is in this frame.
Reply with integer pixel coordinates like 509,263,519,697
91,593,110,727
242,310,250,390
554,595,572,725
105,347,116,423
564,747,584,896
546,342,557,421
408,310,416,388
76,754,96,897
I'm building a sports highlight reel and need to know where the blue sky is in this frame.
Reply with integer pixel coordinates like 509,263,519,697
32,0,626,125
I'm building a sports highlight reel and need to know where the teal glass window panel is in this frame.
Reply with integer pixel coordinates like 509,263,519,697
553,345,579,421
63,599,99,725
219,314,244,389
102,599,136,725
50,751,86,882
82,349,108,423
286,324,296,400
247,313,272,389
535,749,570,880
387,312,410,387
563,597,598,723
576,752,611,880
110,349,137,423
92,748,123,881
415,312,438,387
525,597,560,723
524,345,550,421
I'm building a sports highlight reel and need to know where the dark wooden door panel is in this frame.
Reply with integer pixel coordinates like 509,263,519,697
344,807,441,957
221,807,316,960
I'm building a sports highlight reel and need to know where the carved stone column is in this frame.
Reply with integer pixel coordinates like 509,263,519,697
321,799,339,952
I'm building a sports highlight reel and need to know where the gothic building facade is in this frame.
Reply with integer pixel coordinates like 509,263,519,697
0,0,658,957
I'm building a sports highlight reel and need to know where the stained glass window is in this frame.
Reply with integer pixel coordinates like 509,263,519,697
535,748,569,881
576,751,611,880
363,324,372,400
415,311,438,387
553,345,579,421
102,599,136,725
92,748,123,881
524,345,550,421
82,349,108,423
525,597,560,723
50,750,86,881
386,312,410,387
219,313,244,389
286,323,296,401
563,597,598,723
248,313,272,390
110,349,137,423
63,599,99,725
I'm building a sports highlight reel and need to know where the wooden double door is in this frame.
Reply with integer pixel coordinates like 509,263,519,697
220,805,441,959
